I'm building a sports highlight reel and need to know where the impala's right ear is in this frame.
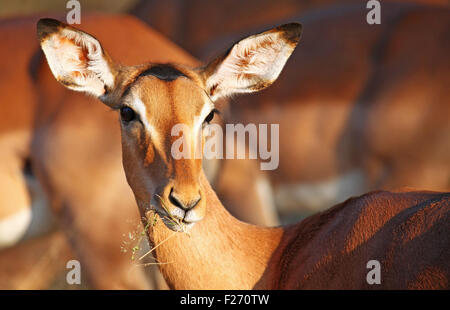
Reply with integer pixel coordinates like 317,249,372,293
37,18,117,100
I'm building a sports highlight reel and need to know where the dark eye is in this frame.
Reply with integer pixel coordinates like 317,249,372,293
120,106,136,123
204,109,218,124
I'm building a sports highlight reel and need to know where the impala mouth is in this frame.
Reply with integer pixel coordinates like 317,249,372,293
162,218,196,233
158,208,197,233
140,196,198,233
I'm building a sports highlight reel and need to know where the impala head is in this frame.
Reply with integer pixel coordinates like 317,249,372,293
37,18,302,231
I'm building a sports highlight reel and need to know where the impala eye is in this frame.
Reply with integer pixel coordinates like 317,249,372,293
120,106,136,123
204,109,218,124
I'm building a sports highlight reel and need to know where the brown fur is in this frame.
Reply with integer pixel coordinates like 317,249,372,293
259,190,449,289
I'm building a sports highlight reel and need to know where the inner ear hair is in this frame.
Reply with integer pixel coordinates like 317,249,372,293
37,18,117,99
201,22,302,101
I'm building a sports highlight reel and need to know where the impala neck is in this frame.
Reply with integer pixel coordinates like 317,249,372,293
143,171,283,289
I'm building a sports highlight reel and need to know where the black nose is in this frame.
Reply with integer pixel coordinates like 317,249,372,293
169,189,201,211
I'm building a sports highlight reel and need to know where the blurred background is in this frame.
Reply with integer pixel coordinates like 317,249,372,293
0,0,448,289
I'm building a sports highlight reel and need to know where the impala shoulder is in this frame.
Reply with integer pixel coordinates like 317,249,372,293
349,189,449,213
282,189,448,256
339,190,449,252
269,190,449,288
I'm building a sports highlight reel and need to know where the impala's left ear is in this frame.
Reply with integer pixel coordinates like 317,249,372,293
199,23,302,101
37,18,117,100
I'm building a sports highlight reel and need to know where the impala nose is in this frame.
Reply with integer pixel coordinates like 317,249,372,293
168,188,201,211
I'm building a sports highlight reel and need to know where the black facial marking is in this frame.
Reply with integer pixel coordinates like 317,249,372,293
139,64,187,81
121,64,188,100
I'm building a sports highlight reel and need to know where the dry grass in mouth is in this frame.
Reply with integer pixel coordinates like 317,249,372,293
121,214,175,267
133,194,192,265
154,194,192,236
124,194,204,271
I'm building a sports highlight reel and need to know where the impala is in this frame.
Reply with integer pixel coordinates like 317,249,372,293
39,18,449,289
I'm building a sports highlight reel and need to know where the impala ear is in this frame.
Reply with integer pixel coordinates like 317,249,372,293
37,18,117,99
200,23,302,101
